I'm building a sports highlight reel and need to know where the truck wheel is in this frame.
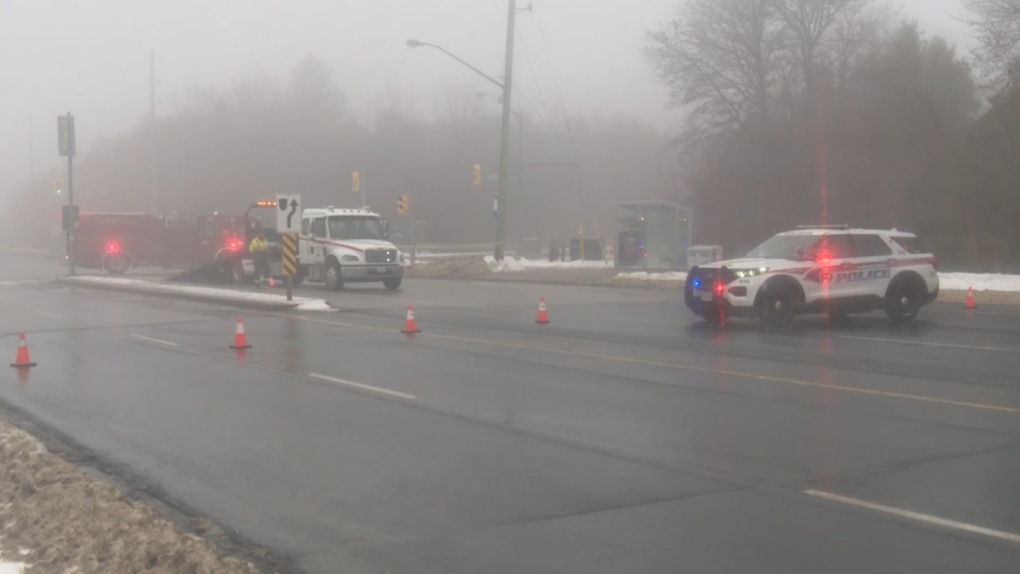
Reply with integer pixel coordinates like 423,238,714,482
324,260,344,291
383,277,402,290
103,253,130,275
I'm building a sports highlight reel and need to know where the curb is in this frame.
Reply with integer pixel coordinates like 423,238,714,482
57,276,311,310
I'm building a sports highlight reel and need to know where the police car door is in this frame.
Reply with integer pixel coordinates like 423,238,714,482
813,233,855,301
848,233,895,298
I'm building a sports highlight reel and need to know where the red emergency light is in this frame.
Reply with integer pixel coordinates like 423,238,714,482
106,242,120,253
227,238,243,251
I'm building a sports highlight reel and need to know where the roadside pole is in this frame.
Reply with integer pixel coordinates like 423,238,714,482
58,113,76,276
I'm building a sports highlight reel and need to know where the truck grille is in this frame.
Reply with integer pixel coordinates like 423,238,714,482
365,249,398,264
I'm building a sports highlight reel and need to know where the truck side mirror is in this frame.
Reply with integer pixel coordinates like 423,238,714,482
380,218,390,240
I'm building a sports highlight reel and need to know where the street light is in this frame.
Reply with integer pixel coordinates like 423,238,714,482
405,0,518,260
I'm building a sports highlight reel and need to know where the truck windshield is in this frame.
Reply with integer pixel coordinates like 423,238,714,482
745,235,820,260
328,216,385,241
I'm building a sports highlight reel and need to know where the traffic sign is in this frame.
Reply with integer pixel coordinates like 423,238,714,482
57,114,76,157
276,194,301,233
397,194,410,215
281,233,298,276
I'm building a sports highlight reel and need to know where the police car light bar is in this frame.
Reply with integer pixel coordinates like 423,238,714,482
253,200,276,208
796,224,850,230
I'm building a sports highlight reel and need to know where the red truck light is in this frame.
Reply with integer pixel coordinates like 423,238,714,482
227,238,243,251
107,242,120,253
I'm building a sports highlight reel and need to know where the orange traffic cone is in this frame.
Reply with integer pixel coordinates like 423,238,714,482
10,333,36,368
965,287,976,309
230,317,252,349
401,305,421,334
535,297,550,324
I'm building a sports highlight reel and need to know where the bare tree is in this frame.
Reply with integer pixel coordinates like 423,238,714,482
645,0,786,148
961,0,1020,96
777,0,873,111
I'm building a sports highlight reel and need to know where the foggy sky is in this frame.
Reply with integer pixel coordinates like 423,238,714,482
1,0,971,191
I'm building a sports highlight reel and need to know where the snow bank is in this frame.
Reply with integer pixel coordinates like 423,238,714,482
485,255,609,273
0,416,262,573
615,271,688,282
61,276,334,310
939,272,1020,292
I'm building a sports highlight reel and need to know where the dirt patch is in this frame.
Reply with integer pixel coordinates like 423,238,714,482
0,416,265,574
404,256,492,278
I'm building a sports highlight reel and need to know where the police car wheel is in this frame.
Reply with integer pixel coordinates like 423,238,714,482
383,278,402,290
700,308,725,324
758,285,796,327
325,261,345,290
885,281,921,323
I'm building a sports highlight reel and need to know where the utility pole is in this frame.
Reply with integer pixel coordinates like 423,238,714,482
493,0,517,261
150,48,157,216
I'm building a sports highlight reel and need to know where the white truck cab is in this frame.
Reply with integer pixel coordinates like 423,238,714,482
299,207,403,290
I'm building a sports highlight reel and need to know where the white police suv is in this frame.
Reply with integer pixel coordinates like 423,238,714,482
684,225,939,326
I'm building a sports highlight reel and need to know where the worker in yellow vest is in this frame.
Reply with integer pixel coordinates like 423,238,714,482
249,229,270,285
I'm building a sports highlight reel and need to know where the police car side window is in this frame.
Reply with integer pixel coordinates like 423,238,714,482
851,234,893,257
810,234,852,259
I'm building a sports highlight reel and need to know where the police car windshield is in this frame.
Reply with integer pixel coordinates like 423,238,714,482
328,216,385,241
745,235,820,260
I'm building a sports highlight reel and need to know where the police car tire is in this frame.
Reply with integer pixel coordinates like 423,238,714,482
383,277,402,290
758,282,797,327
701,308,725,324
885,279,922,323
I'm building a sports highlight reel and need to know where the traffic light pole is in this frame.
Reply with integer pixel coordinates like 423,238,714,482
67,149,75,276
493,0,517,261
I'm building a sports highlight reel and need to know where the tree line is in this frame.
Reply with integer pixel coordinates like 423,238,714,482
6,56,681,252
646,0,1020,271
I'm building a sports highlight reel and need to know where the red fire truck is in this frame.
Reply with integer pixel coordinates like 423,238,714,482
74,212,246,275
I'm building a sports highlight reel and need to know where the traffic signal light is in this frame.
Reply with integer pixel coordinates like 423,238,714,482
352,171,361,193
472,164,482,186
54,179,62,195
397,194,410,215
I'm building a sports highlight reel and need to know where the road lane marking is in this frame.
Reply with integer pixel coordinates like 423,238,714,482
288,315,1020,415
834,335,1011,353
804,490,1020,545
128,334,180,347
308,373,416,400
34,310,62,319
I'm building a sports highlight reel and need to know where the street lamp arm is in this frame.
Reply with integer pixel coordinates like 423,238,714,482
407,39,504,90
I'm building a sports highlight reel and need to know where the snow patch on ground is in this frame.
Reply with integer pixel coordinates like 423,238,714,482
939,272,1020,292
485,256,609,273
615,271,688,281
0,416,262,573
63,276,333,310
295,299,334,311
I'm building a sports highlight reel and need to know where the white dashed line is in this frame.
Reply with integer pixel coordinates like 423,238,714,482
308,373,416,400
128,334,180,347
804,490,1020,545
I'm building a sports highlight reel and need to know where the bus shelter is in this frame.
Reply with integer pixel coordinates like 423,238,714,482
615,202,692,271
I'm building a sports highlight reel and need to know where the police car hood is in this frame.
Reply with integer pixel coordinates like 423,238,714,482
695,257,798,271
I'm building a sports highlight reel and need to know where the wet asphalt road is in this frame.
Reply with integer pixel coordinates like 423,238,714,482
2,253,1019,573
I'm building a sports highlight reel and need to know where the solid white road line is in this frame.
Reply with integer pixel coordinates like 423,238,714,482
308,373,417,400
128,334,180,347
804,489,1020,545
34,310,62,319
833,335,1010,353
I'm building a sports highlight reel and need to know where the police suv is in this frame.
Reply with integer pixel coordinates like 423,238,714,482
684,226,939,326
